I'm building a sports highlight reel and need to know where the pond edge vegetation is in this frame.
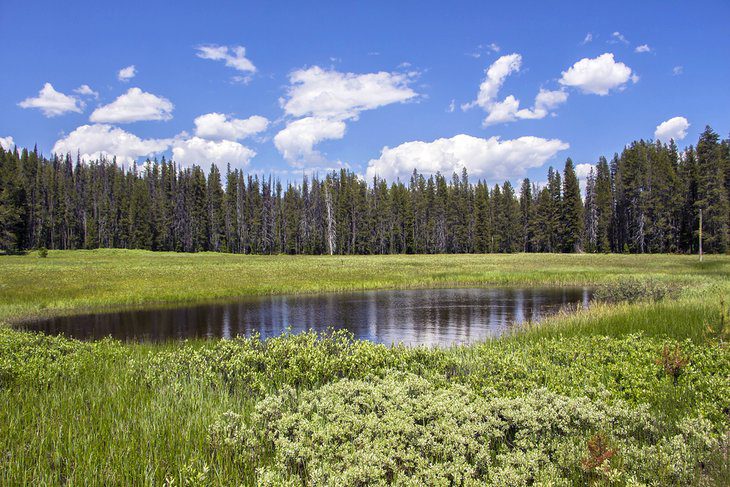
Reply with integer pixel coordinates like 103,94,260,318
1,252,728,485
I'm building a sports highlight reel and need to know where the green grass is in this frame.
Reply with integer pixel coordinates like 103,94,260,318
1,249,727,323
1,250,729,485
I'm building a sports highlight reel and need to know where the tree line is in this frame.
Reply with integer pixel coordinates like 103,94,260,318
1,126,728,255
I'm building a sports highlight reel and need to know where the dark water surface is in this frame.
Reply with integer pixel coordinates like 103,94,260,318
21,287,591,346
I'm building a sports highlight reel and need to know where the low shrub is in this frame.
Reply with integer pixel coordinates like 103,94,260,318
212,373,724,486
593,278,681,304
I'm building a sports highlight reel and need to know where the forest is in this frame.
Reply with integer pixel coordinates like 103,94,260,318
0,125,728,255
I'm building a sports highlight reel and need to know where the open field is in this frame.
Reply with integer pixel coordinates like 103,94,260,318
1,249,728,323
1,251,729,485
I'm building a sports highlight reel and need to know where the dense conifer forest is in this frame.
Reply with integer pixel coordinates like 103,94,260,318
1,126,728,255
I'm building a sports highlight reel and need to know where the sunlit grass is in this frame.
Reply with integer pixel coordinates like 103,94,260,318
1,249,727,323
1,250,728,484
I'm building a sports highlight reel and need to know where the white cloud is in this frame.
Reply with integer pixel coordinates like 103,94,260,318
534,88,569,111
280,66,417,120
635,44,651,53
193,113,269,140
462,53,522,111
610,32,629,44
483,95,521,125
654,116,690,142
447,99,456,113
275,66,417,165
673,66,683,76
365,134,569,183
582,33,593,44
89,88,174,123
559,53,638,95
575,163,595,195
172,136,256,169
74,84,99,98
487,42,500,53
0,136,14,150
575,163,594,179
118,65,136,82
52,124,170,164
195,45,256,73
18,83,83,117
273,117,346,166
463,54,568,126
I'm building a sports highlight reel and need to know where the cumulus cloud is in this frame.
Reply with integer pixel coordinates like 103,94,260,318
118,65,136,82
574,163,594,180
196,45,256,73
52,124,170,164
635,44,651,53
273,117,346,166
559,53,638,95
171,136,256,169
275,66,417,165
654,116,690,142
574,163,595,195
673,66,683,76
18,83,83,117
193,113,269,140
89,88,174,123
0,136,14,150
74,84,99,98
462,53,521,111
280,66,417,120
365,134,569,182
463,54,568,126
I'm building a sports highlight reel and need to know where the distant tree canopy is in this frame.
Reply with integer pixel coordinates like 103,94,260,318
0,126,728,255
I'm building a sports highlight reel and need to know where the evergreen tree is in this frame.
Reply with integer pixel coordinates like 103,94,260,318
519,178,533,252
695,126,729,252
561,158,584,252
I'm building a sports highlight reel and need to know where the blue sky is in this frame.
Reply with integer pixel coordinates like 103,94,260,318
1,0,728,185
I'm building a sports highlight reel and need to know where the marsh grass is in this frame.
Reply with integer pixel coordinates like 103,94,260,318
0,250,725,323
1,251,729,485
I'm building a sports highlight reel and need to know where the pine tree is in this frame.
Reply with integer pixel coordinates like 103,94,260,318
561,158,584,252
207,164,225,252
0,148,24,252
695,126,729,252
594,157,613,252
519,178,533,252
584,168,598,252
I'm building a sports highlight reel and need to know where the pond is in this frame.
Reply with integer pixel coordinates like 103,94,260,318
20,287,591,346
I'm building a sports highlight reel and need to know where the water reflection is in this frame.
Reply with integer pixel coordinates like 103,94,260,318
21,287,591,346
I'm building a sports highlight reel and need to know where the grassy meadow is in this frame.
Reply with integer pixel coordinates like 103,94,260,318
1,250,729,485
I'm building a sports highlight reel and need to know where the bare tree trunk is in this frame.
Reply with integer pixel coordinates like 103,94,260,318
324,181,336,255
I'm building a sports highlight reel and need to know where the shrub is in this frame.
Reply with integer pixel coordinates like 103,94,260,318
657,343,689,384
212,374,724,485
37,246,48,258
593,278,680,304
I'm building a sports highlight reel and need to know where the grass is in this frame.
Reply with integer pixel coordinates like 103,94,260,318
1,250,729,485
0,249,726,322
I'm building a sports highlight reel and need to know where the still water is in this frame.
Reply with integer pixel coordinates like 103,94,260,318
21,287,591,346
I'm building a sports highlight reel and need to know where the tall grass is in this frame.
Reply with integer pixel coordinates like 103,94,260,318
1,251,728,485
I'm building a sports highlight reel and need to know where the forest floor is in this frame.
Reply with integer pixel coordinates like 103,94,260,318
1,251,729,485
